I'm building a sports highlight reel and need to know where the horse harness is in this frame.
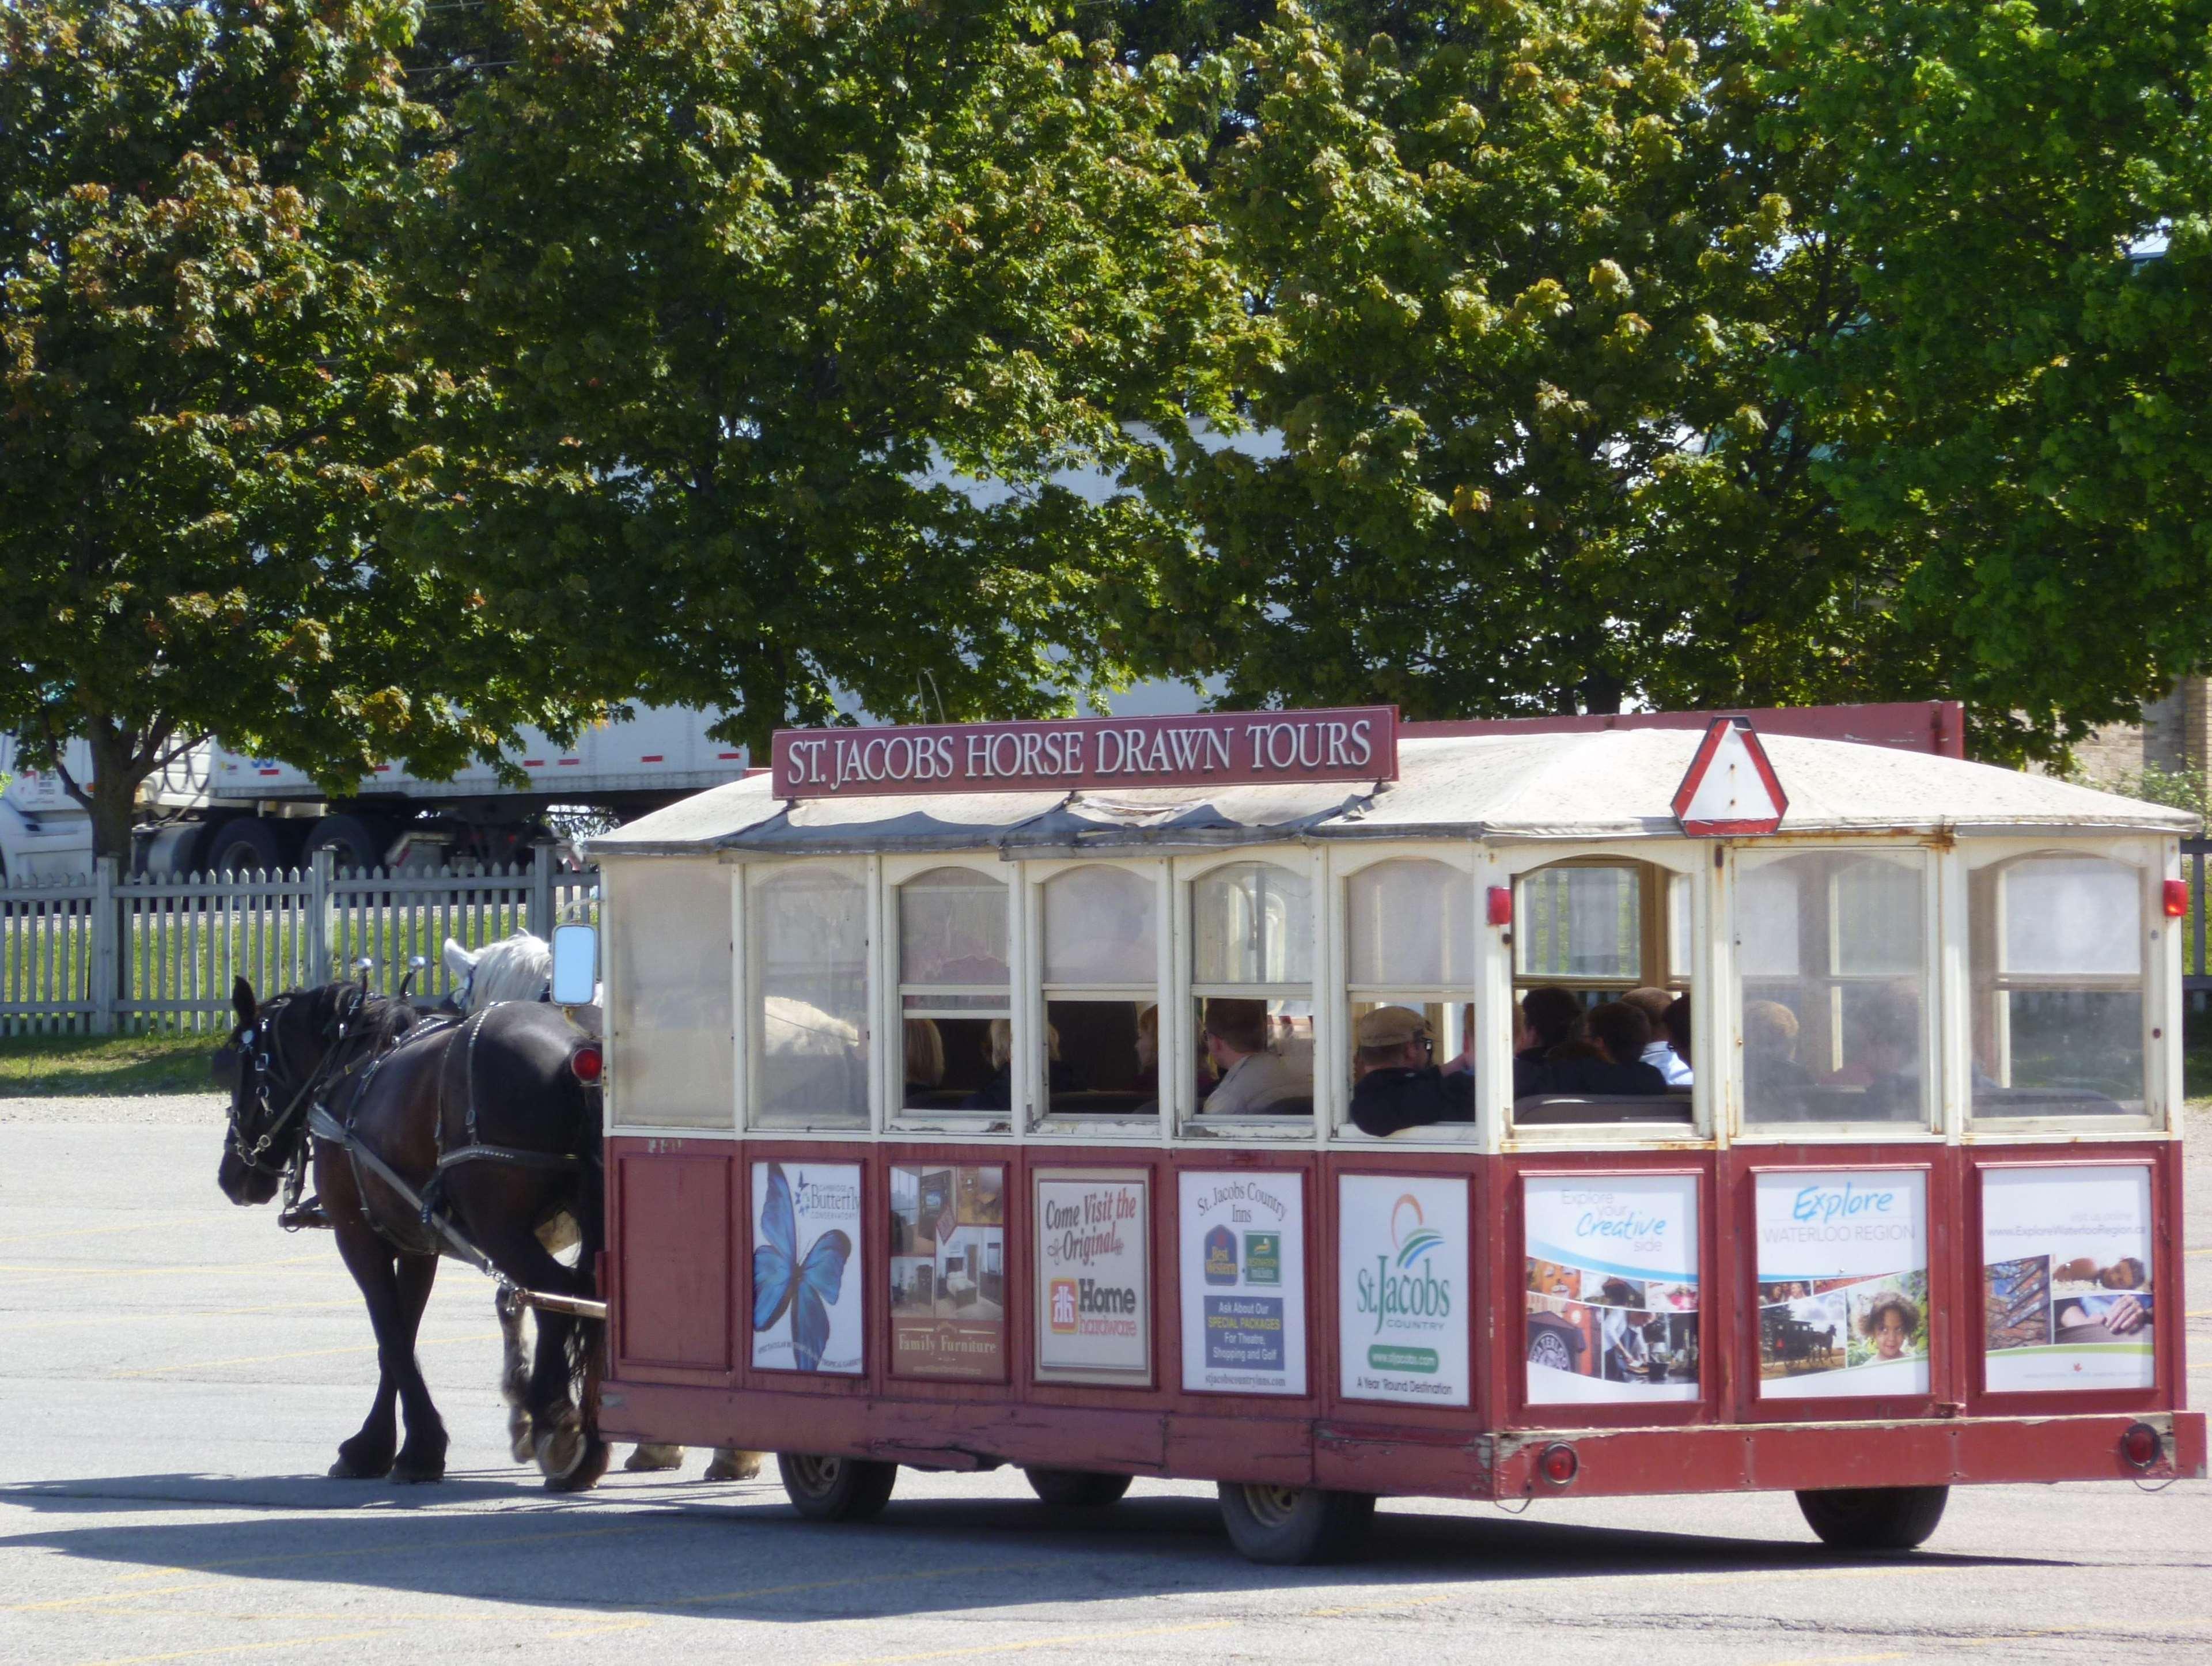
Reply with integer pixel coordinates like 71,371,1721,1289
244,993,588,1273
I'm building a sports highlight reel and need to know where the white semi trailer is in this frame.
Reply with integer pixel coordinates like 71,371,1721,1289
0,707,753,880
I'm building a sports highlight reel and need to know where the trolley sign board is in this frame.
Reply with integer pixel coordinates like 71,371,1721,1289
772,707,1397,799
1180,1171,1308,1396
1033,1168,1152,1386
1672,717,1787,836
1338,1175,1471,1407
1754,1171,1930,1400
750,1161,864,1376
1982,1165,2156,1392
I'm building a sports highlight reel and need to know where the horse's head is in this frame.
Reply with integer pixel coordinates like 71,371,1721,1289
214,976,330,1206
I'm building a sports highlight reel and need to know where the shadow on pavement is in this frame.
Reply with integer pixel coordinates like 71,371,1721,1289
0,1471,2063,1622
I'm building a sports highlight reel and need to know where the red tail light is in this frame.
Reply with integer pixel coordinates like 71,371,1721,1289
570,1043,603,1085
1537,1442,1578,1486
2162,879,2189,918
1487,885,1514,926
2120,1422,2163,1470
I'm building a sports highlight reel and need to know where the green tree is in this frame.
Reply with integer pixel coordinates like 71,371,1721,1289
1756,0,2212,758
1123,0,2211,759
400,0,1246,742
0,0,597,861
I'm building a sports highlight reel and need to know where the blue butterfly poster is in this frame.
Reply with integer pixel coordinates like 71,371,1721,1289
751,1161,863,1373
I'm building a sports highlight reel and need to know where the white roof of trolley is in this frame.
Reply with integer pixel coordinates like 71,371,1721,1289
588,729,2194,857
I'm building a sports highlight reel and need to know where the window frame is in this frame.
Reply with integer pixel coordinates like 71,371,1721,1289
1173,847,1324,1144
1330,843,1483,1145
881,853,1021,1140
1492,842,1708,1148
1960,836,2170,1138
1022,857,1172,1143
1727,840,1943,1144
603,853,740,1138
740,854,876,1139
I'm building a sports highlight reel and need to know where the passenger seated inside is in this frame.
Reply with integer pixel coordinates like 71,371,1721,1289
1198,998,1311,1115
961,1018,1074,1112
1542,1001,1669,1096
1519,986,1583,1069
1439,1004,1475,1076
1348,1005,1472,1137
1832,987,1920,1119
1626,987,1691,1085
1743,999,1812,1103
1662,992,1691,1076
904,1018,945,1105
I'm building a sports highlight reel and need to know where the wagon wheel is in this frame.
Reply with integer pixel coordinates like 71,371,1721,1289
777,1453,899,1522
1216,1482,1374,1565
1796,1486,1949,1551
1527,1330,1575,1371
1023,1468,1133,1508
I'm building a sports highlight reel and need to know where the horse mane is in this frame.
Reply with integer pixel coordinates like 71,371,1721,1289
281,982,425,1054
448,932,553,1014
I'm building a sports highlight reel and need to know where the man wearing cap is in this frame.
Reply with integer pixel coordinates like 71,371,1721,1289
1347,1005,1474,1137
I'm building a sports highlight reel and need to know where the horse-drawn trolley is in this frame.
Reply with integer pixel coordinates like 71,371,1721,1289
565,706,2203,1562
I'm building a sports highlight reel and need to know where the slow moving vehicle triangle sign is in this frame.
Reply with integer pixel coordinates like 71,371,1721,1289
1671,717,1787,835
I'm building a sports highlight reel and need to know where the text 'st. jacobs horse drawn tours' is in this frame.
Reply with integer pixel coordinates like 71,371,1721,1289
225,702,2206,1560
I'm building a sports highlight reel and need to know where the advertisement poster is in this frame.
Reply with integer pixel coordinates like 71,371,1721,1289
1983,1165,2156,1392
1033,1168,1150,1385
890,1164,1006,1380
1754,1171,1929,1400
1338,1175,1470,1407
1524,1174,1699,1404
751,1161,862,1375
1180,1171,1308,1395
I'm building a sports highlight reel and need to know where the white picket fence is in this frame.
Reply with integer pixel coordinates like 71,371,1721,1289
0,849,599,1035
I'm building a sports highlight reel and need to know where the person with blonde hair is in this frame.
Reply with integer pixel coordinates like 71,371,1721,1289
903,1018,946,1105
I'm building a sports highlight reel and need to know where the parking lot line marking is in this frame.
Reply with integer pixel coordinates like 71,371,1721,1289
63,1627,395,1666
108,1330,497,1379
1755,1618,2212,1665
111,1523,653,1581
654,1559,1047,1610
0,1254,329,1285
14,1299,363,1336
813,1618,1241,1666
8,1583,217,1613
0,1217,203,1247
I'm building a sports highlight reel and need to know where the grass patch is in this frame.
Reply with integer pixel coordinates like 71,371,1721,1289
0,1031,220,1097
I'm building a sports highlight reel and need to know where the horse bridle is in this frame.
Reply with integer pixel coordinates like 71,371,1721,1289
220,989,365,1178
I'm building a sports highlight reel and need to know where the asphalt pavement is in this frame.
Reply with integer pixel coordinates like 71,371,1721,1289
2,1098,2208,1666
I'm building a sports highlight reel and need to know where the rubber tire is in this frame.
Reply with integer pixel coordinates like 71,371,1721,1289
204,816,294,876
301,812,396,874
1024,1468,1133,1508
776,1452,899,1523
1217,1482,1376,1565
1796,1485,1949,1551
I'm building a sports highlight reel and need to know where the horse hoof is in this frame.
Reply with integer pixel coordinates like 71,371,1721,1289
328,1455,393,1481
391,1451,447,1485
624,1443,684,1472
536,1419,586,1482
509,1412,536,1465
545,1436,609,1494
703,1449,763,1482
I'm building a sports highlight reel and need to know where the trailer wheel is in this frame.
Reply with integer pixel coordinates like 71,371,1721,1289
204,816,293,876
1796,1485,1948,1551
301,812,396,874
1216,1482,1375,1565
776,1452,898,1522
1024,1468,1132,1508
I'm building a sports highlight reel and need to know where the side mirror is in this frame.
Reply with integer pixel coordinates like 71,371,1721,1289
550,923,599,1006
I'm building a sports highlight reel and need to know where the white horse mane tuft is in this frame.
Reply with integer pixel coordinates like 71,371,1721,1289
445,932,554,1013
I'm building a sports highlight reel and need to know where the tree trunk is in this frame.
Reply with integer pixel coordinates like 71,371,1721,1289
83,721,143,867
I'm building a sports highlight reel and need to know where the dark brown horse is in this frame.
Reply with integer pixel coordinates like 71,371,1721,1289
214,976,608,1489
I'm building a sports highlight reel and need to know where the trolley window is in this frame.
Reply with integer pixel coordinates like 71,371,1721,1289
899,866,1010,1115
607,858,734,1130
1189,859,1315,1121
1039,865,1158,1122
1969,854,2146,1120
751,861,869,1130
1737,849,1930,1129
1512,857,1690,1129
1343,858,1476,1136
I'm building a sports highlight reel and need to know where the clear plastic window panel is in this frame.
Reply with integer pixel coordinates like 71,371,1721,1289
608,860,734,1129
1516,865,1641,982
1738,851,1929,1126
753,864,869,1129
1347,859,1474,987
900,867,1009,1012
1192,862,1313,986
1971,856,2145,1118
1043,866,1156,987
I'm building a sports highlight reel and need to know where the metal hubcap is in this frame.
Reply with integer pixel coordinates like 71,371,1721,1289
1241,1484,1303,1528
790,1454,844,1493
